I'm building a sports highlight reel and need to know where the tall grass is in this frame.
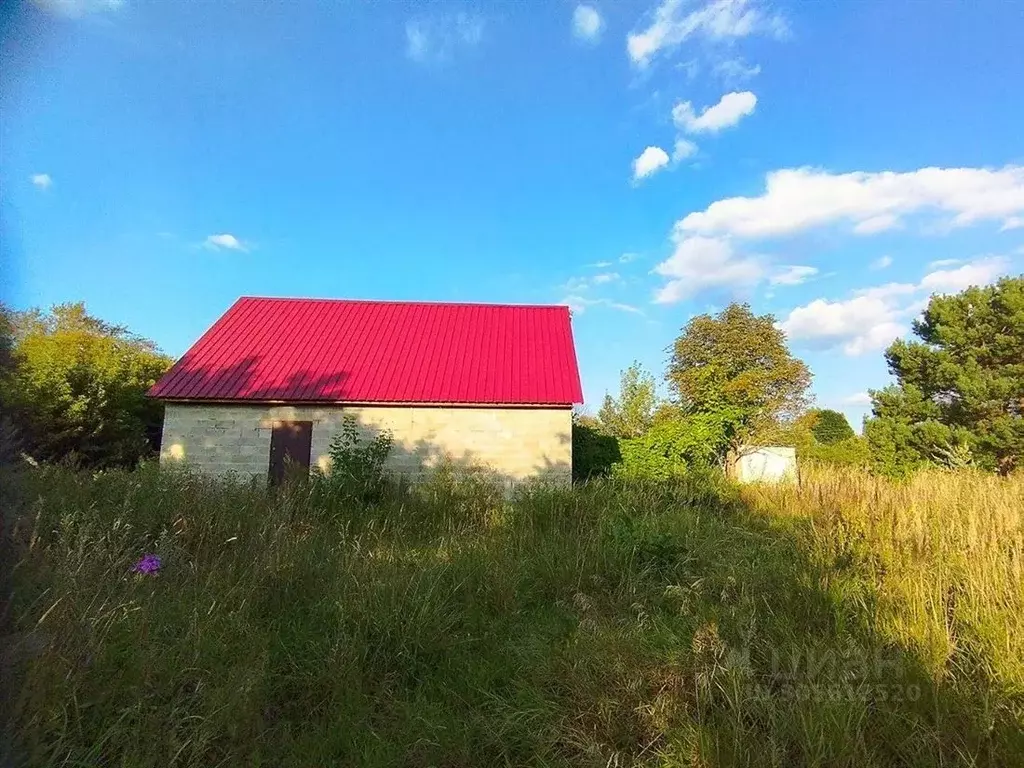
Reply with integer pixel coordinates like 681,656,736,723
1,464,1021,766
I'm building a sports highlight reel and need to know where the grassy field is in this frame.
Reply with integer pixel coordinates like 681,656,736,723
1,464,1022,767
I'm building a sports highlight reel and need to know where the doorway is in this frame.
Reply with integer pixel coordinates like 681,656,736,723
268,421,313,485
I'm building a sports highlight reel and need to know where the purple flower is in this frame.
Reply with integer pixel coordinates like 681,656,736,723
132,554,162,575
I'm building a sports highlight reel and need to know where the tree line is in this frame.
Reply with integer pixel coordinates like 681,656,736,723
1,277,1021,476
576,276,1023,479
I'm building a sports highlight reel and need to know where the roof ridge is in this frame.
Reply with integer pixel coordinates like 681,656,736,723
238,296,569,310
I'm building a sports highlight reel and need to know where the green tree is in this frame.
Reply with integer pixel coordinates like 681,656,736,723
667,303,812,444
615,409,739,479
0,302,173,467
597,361,658,439
571,415,622,482
810,409,855,444
865,276,1024,475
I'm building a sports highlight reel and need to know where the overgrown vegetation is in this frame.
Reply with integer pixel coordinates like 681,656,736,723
2,464,1021,766
315,415,394,501
2,280,1022,766
0,303,171,468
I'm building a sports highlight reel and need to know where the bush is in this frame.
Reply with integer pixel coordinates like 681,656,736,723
803,435,871,468
571,421,621,481
315,415,393,501
614,411,735,480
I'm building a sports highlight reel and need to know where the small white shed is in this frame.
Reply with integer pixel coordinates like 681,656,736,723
732,446,798,484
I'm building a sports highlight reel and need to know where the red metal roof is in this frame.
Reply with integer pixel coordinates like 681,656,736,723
149,297,583,405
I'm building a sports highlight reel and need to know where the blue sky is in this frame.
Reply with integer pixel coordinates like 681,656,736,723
2,0,1022,427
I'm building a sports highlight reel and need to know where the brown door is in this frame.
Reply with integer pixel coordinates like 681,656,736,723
268,421,313,485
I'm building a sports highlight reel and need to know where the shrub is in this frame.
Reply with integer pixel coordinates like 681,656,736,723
803,435,871,468
614,411,735,480
315,415,393,501
571,421,621,481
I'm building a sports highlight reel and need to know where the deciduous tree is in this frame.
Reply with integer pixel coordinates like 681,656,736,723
667,303,812,444
0,302,172,467
810,409,855,445
597,362,658,439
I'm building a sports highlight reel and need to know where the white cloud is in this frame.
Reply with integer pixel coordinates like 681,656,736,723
770,265,818,286
30,173,52,190
1001,216,1024,231
918,256,1010,294
778,256,1011,356
620,252,639,263
563,295,643,315
627,0,787,67
779,295,906,356
406,13,484,63
653,235,764,303
672,138,698,162
672,90,757,133
712,57,760,84
204,233,247,252
589,260,614,268
592,272,620,285
632,145,670,181
677,165,1024,239
842,392,873,407
870,255,893,270
572,5,603,42
927,258,961,269
32,0,123,17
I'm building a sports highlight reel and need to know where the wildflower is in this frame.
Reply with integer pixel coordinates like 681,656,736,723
132,554,162,575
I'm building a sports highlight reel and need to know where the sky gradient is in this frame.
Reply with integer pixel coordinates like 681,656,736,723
2,0,1022,426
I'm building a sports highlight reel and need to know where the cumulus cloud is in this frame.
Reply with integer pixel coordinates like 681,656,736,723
927,258,961,269
778,256,1011,356
918,257,1011,294
572,5,603,42
677,165,1024,239
769,265,818,286
204,233,248,252
619,252,639,263
32,0,123,17
632,146,671,181
30,173,52,190
627,0,787,67
672,91,757,133
592,272,620,285
870,255,893,270
779,295,906,356
406,13,484,63
653,235,764,303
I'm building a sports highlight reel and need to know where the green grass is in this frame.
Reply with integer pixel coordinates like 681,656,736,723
1,464,1022,766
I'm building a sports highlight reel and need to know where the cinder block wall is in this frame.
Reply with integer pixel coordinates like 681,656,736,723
159,403,572,484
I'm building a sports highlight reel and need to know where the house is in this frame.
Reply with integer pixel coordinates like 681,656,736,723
148,297,583,484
